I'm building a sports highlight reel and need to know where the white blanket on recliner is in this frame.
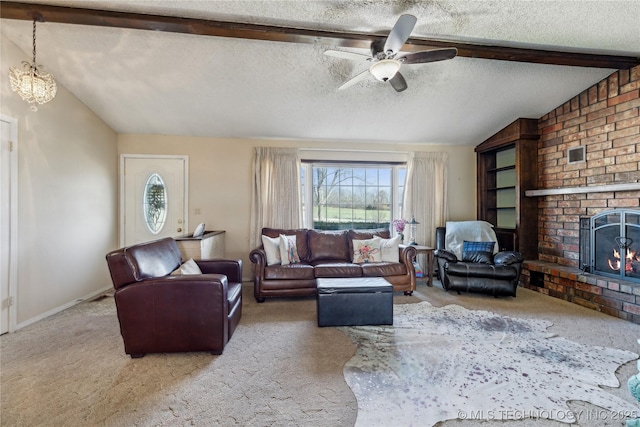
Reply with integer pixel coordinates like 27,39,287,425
445,221,499,259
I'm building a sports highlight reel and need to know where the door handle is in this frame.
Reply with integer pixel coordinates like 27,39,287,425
177,228,183,232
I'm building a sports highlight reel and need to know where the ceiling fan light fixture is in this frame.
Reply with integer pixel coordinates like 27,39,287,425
9,20,57,111
369,59,401,82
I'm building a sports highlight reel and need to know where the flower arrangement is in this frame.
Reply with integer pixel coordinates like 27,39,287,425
393,219,406,242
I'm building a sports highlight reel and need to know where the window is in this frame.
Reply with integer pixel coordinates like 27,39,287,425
301,163,406,230
143,173,167,234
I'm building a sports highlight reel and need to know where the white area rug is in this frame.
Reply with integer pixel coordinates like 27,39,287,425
341,302,639,426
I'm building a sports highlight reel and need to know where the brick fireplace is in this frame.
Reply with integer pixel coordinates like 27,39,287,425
518,64,640,322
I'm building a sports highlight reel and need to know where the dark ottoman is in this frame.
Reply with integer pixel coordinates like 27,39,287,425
317,277,393,327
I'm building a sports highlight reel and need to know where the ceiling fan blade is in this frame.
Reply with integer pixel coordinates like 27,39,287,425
388,72,408,92
338,70,370,90
383,14,417,55
400,48,458,64
324,50,371,62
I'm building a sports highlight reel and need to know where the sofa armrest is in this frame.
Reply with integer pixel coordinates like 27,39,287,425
196,259,243,282
434,249,458,263
400,245,417,266
493,251,523,266
114,275,230,353
249,247,266,274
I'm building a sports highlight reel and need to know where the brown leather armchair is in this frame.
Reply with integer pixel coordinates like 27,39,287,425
106,237,242,358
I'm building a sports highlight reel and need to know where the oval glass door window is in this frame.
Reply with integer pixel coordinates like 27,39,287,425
143,173,168,234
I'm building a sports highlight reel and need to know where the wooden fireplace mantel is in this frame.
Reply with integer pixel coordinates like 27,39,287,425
525,182,640,197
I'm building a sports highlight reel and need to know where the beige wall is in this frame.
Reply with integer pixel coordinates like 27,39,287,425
118,135,477,274
1,35,118,328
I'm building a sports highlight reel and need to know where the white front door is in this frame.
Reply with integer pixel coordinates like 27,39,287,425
0,116,17,334
121,155,188,247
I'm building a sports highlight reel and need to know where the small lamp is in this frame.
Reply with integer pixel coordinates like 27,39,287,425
407,216,419,246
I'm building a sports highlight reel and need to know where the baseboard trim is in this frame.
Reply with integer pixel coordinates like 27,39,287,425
14,285,113,331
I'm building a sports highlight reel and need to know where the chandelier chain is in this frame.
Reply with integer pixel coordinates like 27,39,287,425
32,20,37,65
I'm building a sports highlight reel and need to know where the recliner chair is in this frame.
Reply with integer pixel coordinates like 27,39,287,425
434,225,523,297
106,237,242,357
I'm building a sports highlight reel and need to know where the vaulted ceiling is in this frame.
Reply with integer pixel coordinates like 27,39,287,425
1,1,639,145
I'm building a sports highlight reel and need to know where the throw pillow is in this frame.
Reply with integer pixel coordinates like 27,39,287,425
170,258,202,275
379,235,401,263
462,251,493,264
262,234,283,266
352,238,382,263
463,240,495,253
279,234,300,265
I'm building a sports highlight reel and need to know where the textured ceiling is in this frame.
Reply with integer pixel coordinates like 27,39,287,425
1,1,639,145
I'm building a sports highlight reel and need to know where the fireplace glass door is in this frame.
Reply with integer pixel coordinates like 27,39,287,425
591,210,640,283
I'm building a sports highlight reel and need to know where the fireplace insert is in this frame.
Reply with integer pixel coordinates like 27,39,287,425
590,209,640,284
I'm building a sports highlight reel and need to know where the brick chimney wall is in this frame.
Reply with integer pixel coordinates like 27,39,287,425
536,65,640,267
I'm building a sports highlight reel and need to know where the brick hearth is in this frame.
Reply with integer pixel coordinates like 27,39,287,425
521,261,640,323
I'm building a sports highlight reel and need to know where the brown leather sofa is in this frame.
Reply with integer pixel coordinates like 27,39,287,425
250,228,417,302
105,237,242,358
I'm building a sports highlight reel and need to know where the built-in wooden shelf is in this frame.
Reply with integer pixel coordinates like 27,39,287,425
476,118,539,259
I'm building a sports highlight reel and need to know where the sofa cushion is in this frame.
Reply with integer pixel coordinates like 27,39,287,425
262,228,310,261
264,263,315,280
313,262,363,278
308,230,350,262
348,228,391,240
361,262,407,277
462,251,493,264
227,282,243,308
125,237,182,281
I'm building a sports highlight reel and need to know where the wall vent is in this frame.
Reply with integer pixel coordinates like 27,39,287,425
567,146,585,164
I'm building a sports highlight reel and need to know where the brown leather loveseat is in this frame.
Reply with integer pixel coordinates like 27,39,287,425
106,237,242,358
250,228,417,302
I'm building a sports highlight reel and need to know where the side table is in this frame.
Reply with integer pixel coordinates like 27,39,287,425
400,244,434,287
175,230,225,260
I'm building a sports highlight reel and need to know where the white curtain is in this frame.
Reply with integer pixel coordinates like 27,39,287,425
403,152,448,248
249,147,302,248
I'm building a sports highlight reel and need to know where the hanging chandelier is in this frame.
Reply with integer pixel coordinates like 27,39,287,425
9,20,57,111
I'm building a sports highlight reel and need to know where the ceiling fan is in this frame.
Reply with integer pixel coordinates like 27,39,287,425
325,14,457,92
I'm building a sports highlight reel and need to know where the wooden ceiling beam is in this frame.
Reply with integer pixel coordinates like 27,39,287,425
1,1,639,69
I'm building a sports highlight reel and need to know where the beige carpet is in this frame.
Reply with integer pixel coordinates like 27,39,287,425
2,281,640,426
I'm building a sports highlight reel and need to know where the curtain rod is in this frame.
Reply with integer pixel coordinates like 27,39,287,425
299,148,409,154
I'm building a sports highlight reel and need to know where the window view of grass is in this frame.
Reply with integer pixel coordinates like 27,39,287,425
302,165,404,230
